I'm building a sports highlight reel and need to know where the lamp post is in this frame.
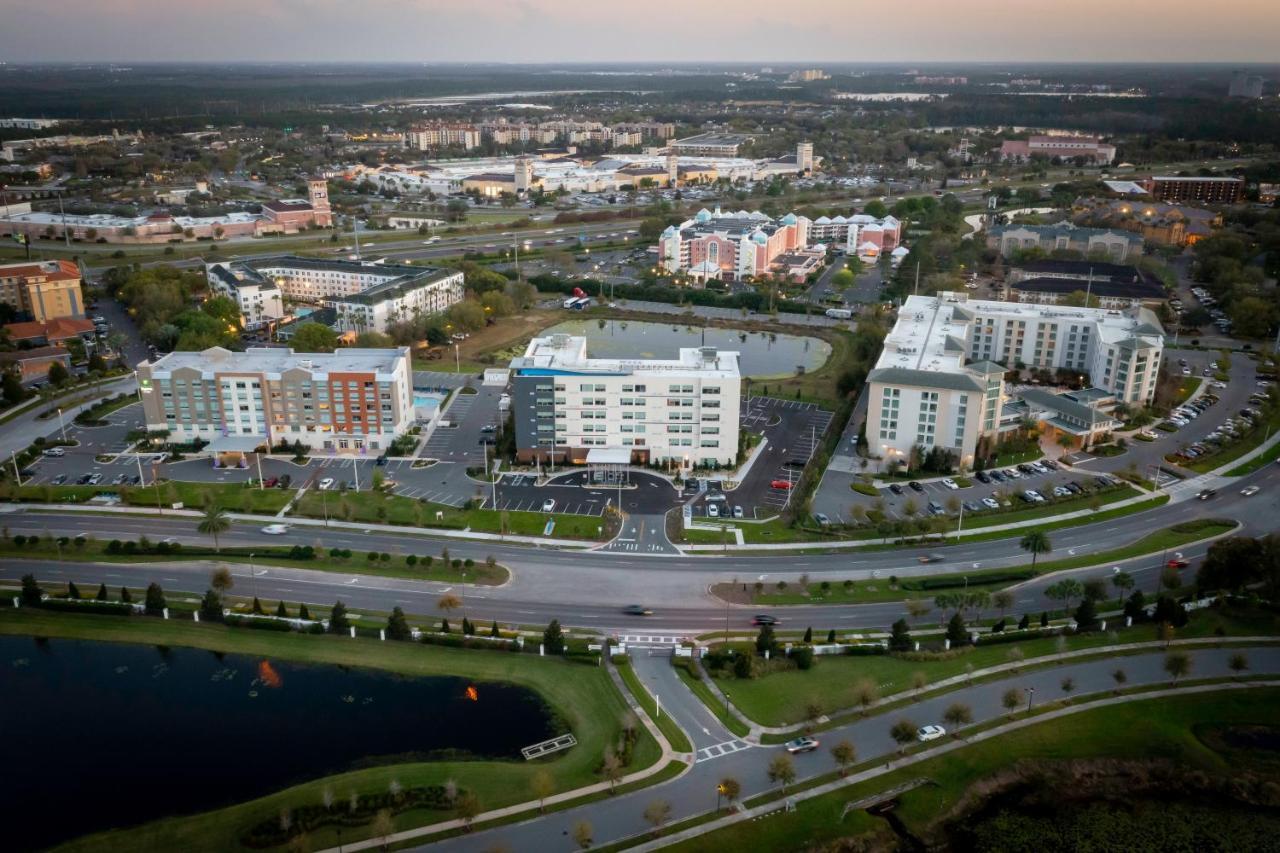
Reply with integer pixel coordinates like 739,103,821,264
1025,686,1036,714
57,407,67,443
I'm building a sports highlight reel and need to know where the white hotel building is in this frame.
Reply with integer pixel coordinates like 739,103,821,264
509,335,741,467
867,292,1164,467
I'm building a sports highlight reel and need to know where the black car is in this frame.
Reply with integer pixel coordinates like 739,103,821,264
974,470,991,484
752,614,779,626
989,470,1007,482
76,474,92,485
622,604,654,616
375,455,389,466
1040,459,1059,471
784,459,807,468
276,474,292,489
908,481,924,492
889,483,904,495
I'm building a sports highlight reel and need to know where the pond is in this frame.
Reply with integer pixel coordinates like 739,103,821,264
1,635,557,851
543,319,831,378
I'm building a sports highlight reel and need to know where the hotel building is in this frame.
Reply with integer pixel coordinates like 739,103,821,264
509,335,741,467
867,293,1163,467
0,259,85,322
137,346,414,455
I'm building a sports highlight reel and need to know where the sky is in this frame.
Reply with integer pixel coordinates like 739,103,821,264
0,0,1277,63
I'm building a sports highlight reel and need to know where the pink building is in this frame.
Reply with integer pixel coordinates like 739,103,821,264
998,136,1116,165
659,209,808,281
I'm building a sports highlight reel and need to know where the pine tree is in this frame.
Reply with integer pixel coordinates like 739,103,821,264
945,612,968,647
386,607,411,641
96,583,108,601
543,619,565,654
889,618,913,651
67,581,81,600
143,582,165,616
120,586,132,603
1040,611,1049,628
251,596,263,615
200,589,224,621
1073,597,1099,632
490,620,500,637
20,574,43,605
1017,613,1030,630
827,628,836,644
299,603,312,621
440,617,450,634
275,600,288,618
802,626,813,644
328,600,350,633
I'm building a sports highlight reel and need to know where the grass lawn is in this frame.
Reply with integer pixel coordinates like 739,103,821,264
737,519,1235,606
1225,438,1280,475
1181,405,1280,473
0,608,657,853
990,446,1044,467
710,605,1275,728
674,665,752,738
664,688,1280,853
1172,376,1202,405
8,480,294,514
291,489,612,541
0,536,509,586
615,660,694,753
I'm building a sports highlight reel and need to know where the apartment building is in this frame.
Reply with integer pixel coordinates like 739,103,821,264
137,346,414,455
405,125,482,151
986,222,1143,261
0,259,84,322
866,293,1163,466
1007,260,1166,310
206,256,463,333
1141,176,1244,205
509,335,741,467
669,133,752,157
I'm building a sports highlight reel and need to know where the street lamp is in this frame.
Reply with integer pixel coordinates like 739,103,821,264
57,407,67,443
1025,686,1036,713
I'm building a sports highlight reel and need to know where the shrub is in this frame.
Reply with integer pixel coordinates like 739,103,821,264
791,646,815,670
406,555,418,567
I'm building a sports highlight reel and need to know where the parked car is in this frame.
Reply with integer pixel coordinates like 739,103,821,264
51,474,67,485
42,447,65,457
813,512,830,526
770,480,793,490
889,483,904,495
87,473,103,485
318,478,335,490
541,499,556,512
908,481,924,492
927,501,945,515
981,497,1000,510
276,474,292,489
974,470,991,484
941,478,959,490
784,736,820,754
733,505,744,518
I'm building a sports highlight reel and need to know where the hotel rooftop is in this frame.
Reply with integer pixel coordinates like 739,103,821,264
512,334,740,379
144,346,408,379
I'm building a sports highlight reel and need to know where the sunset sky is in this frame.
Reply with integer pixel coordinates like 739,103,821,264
1,0,1276,63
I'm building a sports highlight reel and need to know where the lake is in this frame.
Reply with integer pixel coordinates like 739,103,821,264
543,319,831,378
1,635,556,851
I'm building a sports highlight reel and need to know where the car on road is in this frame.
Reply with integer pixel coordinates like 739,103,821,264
941,478,958,490
770,480,793,490
260,524,289,535
917,725,947,741
752,614,778,626
908,480,924,492
1196,488,1217,501
541,498,557,512
784,736,820,754
1166,556,1190,569
622,605,654,616
1241,485,1261,496
889,483,904,495
918,554,944,564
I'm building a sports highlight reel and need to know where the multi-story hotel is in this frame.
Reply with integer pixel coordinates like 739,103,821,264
137,346,414,455
509,335,741,467
405,125,482,151
1141,176,1244,205
206,256,463,333
866,292,1164,467
0,259,85,322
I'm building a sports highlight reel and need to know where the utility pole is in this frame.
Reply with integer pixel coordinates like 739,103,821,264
913,262,920,297
57,191,70,248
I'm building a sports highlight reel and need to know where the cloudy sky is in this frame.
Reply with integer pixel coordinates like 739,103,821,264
1,0,1276,63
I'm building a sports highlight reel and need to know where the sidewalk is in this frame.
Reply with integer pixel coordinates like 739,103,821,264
626,680,1280,852
322,657,690,853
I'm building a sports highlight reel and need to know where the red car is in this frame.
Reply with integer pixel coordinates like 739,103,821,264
770,480,793,490
1167,558,1190,569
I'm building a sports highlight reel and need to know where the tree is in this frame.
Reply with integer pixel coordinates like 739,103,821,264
210,565,234,597
543,619,565,654
830,739,857,775
1229,652,1249,679
276,600,288,618
1060,677,1076,696
200,588,223,621
888,618,913,651
530,769,555,812
299,603,311,620
854,678,879,715
46,360,70,386
328,600,350,633
802,626,813,644
755,623,776,655
144,582,166,616
251,596,264,615
889,718,917,754
1019,529,1052,570
642,799,672,834
120,586,132,603
767,753,796,792
455,790,480,830
95,583,108,601
572,820,593,850
1002,688,1022,714
945,612,969,647
601,749,623,791
1164,650,1191,684
436,593,461,627
943,702,973,735
386,606,412,641
1111,667,1128,692
717,776,741,811
370,809,394,850
65,580,80,600
1073,597,1099,632
993,590,1014,617
20,573,42,605
290,322,339,353
197,503,230,552
1082,577,1108,602
1152,595,1188,629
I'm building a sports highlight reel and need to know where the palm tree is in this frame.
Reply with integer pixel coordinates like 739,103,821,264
198,503,230,552
1019,529,1052,570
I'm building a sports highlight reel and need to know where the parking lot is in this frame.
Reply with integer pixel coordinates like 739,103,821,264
418,386,505,465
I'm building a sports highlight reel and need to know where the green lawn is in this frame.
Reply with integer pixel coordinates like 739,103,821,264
6,480,293,514
713,605,1276,727
615,660,695,753
741,519,1235,606
1225,438,1280,475
1173,376,1202,405
674,665,752,738
0,608,658,853
664,688,1280,853
1181,405,1280,473
291,489,612,540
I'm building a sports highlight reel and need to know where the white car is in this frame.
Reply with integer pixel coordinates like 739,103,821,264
260,524,289,535
707,503,719,518
917,724,946,741
541,499,556,512
1181,367,1191,376
318,478,335,490
1241,485,1261,496
941,478,959,490
982,497,1000,510
42,447,65,457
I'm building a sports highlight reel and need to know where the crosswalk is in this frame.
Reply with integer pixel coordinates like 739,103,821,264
696,739,750,763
